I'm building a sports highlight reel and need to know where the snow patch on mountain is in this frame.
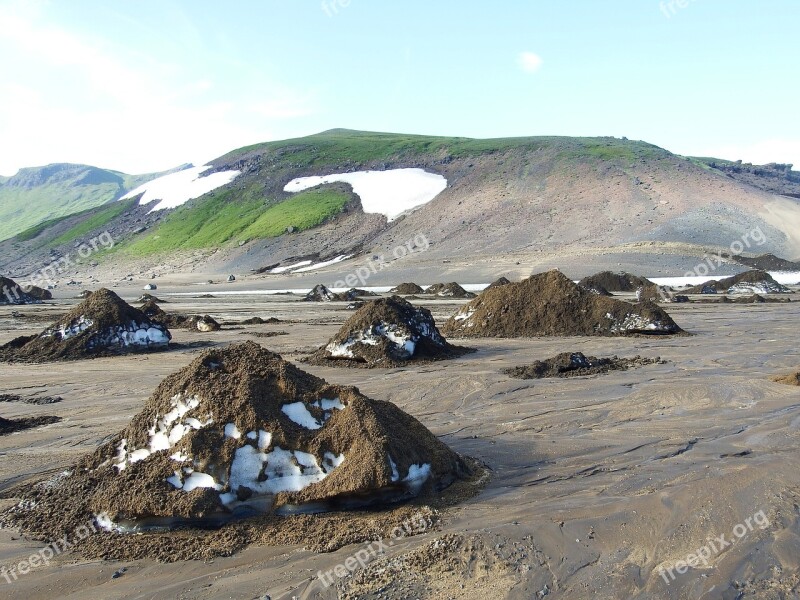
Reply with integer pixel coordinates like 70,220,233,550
121,166,240,211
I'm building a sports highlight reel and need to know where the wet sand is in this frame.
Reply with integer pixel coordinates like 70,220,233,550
1,293,799,599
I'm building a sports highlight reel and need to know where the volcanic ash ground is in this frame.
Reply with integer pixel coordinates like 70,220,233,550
307,296,474,367
443,270,684,337
2,341,469,542
0,288,171,362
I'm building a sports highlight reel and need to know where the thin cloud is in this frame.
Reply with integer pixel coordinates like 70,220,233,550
518,51,543,73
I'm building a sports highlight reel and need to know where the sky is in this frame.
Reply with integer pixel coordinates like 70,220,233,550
0,0,798,176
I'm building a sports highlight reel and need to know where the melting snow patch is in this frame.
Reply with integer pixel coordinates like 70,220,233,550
121,165,241,212
284,168,447,221
113,394,211,471
282,402,323,430
42,316,94,340
403,463,431,494
224,423,242,439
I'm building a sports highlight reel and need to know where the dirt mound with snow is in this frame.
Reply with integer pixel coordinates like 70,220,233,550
137,293,165,303
685,270,791,294
503,352,663,379
424,282,476,298
0,276,40,305
390,283,424,295
2,341,469,544
578,271,668,301
141,301,221,332
0,289,171,362
26,286,52,301
443,270,684,338
303,284,338,302
307,296,474,368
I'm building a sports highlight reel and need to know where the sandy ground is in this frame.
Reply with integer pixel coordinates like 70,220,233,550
0,290,799,599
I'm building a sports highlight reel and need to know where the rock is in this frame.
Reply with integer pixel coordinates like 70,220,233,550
143,284,157,291
227,275,236,282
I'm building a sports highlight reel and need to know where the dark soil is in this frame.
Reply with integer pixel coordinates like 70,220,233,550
239,331,289,338
424,282,476,298
390,283,424,295
443,270,684,338
503,352,663,379
0,276,39,305
685,270,790,294
0,394,62,405
0,289,172,362
774,370,800,386
0,415,61,435
307,296,474,368
578,271,655,293
0,341,473,561
486,277,511,290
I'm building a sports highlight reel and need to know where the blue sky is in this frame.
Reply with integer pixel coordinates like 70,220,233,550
0,0,798,175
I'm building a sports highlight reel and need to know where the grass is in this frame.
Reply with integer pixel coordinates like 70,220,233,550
120,187,351,256
49,199,137,247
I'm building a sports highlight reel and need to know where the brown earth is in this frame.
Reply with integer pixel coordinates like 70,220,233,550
0,415,61,435
1,342,471,560
502,352,663,379
774,370,800,386
390,283,424,294
424,282,476,298
486,276,512,290
0,289,171,362
685,270,790,294
306,296,474,368
443,270,684,338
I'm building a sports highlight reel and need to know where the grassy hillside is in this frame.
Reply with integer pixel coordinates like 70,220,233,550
118,185,353,256
0,163,179,242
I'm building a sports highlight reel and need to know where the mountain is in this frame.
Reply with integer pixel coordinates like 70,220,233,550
1,130,799,282
0,163,186,242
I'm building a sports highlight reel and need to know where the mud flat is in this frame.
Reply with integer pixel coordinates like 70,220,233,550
0,293,799,599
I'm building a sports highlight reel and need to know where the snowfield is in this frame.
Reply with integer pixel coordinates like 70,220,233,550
284,168,447,221
121,165,241,212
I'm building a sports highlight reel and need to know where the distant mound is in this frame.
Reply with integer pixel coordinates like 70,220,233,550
0,289,171,362
485,277,511,291
685,270,791,294
774,370,800,386
137,293,165,304
26,286,53,301
503,352,662,379
0,415,61,435
304,284,338,302
424,283,476,298
578,271,661,302
443,270,683,337
141,300,221,332
308,296,473,368
2,342,469,542
731,253,800,272
390,283,424,295
0,276,39,305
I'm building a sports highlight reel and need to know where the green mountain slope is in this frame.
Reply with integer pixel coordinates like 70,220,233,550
0,163,179,242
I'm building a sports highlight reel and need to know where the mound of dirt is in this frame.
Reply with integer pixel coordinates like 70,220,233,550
238,317,281,325
304,284,338,302
443,270,684,338
502,352,663,379
342,288,379,299
390,283,424,295
578,271,655,293
0,394,62,405
686,270,791,294
307,296,474,368
137,293,165,303
26,286,53,301
140,301,221,332
486,277,511,290
1,342,469,543
0,289,171,362
732,253,800,272
0,415,61,435
0,276,40,305
424,282,476,298
774,370,800,386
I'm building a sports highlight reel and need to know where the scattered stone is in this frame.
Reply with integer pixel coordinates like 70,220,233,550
227,275,236,282
443,270,684,337
307,296,474,368
503,352,663,379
